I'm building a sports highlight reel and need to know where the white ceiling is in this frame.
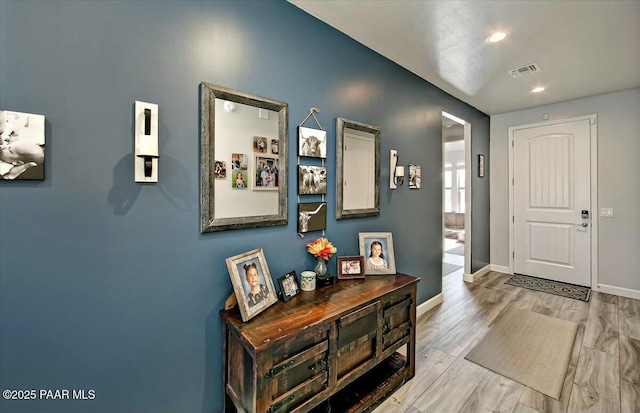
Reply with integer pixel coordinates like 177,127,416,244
289,0,640,115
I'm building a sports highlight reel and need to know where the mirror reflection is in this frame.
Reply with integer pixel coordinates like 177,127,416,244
336,117,380,219
200,83,288,233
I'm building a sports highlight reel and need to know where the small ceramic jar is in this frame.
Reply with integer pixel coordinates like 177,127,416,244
300,271,316,291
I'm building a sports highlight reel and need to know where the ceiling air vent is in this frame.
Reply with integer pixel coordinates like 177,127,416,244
508,63,541,78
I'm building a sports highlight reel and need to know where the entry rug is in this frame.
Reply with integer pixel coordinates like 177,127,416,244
506,274,591,302
465,308,578,400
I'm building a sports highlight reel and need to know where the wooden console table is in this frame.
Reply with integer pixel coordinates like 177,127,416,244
221,273,419,413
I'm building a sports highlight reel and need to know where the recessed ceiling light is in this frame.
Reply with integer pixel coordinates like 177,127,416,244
531,87,545,93
486,32,507,43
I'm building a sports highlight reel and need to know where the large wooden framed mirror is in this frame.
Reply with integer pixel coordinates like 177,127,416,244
336,117,380,219
200,82,288,233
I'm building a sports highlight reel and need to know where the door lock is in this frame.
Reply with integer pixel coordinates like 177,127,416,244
581,210,589,219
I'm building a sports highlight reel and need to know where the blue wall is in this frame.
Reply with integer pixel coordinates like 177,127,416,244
0,1,489,412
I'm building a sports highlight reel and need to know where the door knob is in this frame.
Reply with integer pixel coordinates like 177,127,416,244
575,222,589,227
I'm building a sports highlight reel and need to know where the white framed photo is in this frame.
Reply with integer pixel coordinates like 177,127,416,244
298,126,327,159
358,232,396,275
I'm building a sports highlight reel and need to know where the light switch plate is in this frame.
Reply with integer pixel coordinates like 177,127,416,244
600,208,614,218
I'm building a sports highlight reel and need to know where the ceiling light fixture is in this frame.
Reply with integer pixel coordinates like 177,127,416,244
486,32,507,43
531,87,545,93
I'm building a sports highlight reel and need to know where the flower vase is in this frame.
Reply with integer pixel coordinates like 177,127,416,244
314,257,334,287
314,257,328,278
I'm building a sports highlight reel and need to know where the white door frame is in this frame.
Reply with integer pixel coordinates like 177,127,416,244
508,114,598,289
443,111,472,279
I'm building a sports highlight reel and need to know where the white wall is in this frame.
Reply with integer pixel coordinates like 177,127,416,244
214,98,280,218
444,146,465,212
490,88,640,294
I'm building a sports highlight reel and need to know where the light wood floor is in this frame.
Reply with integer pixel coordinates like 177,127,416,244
375,271,640,413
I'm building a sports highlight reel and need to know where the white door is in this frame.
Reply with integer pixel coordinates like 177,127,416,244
513,119,591,286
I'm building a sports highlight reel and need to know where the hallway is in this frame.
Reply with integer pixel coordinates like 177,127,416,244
443,237,464,277
375,270,640,413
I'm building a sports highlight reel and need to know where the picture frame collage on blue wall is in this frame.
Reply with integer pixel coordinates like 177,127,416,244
297,125,327,234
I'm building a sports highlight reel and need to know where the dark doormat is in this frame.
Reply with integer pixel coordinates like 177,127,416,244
506,273,591,302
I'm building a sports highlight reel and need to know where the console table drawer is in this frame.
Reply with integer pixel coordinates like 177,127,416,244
382,296,412,350
269,340,329,400
271,326,329,367
269,371,328,413
337,301,380,379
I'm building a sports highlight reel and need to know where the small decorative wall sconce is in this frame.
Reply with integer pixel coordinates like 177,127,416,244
134,101,159,182
395,164,405,186
390,150,404,189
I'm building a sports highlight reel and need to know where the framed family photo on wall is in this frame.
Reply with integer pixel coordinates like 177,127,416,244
225,248,277,322
254,156,279,190
358,232,396,275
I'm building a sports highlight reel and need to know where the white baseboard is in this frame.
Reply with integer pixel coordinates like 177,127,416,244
596,284,640,300
417,293,443,317
490,264,511,274
464,264,492,283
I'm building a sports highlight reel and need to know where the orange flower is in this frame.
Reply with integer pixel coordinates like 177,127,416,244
306,237,337,260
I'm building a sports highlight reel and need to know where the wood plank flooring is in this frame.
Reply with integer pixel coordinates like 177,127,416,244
374,271,640,413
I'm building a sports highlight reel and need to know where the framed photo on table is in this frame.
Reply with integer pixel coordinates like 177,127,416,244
277,271,300,302
225,248,277,322
337,256,366,280
358,232,396,275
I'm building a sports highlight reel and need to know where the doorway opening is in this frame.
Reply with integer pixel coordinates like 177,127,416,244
442,112,471,280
